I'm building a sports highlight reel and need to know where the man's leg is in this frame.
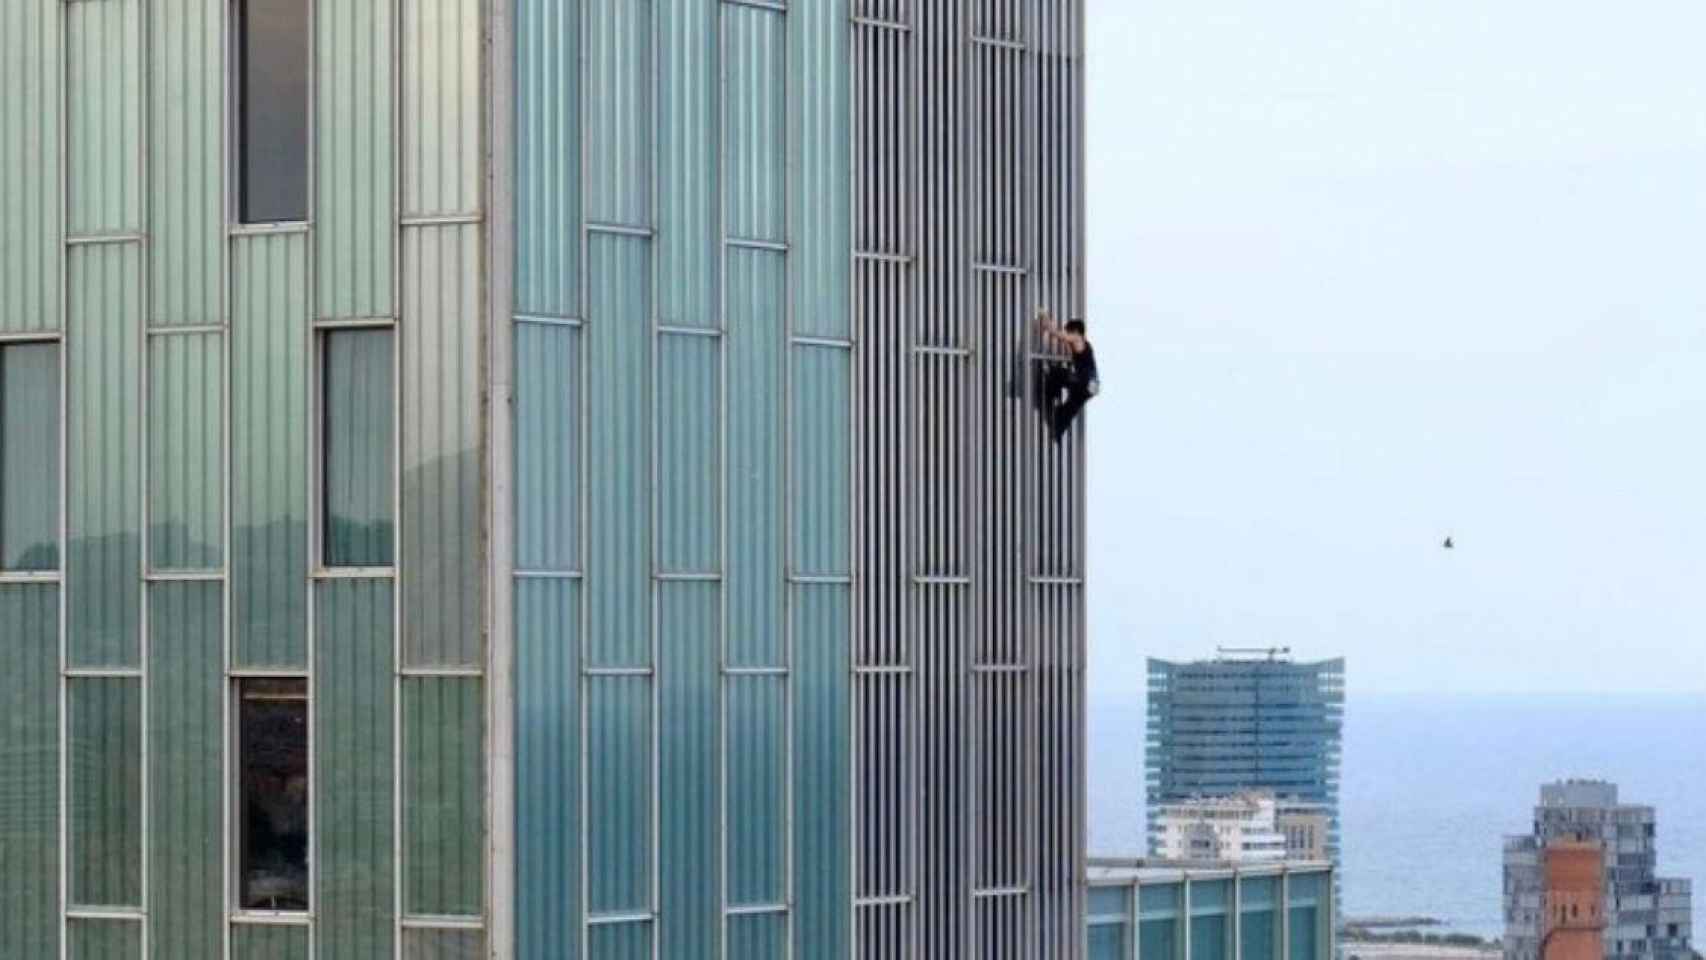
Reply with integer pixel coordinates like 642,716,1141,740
1039,364,1069,416
1051,386,1089,441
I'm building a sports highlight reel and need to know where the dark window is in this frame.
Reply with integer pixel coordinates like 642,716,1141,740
0,343,60,570
236,0,310,222
239,678,309,911
321,330,394,566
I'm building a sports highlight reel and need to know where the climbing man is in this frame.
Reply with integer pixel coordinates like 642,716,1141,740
1035,307,1098,442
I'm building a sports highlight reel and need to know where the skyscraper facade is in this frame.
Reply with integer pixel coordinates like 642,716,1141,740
1504,780,1695,960
1,0,1086,957
1145,653,1346,870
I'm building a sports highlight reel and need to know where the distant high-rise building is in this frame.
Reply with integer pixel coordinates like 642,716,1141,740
1145,651,1346,871
1504,780,1695,960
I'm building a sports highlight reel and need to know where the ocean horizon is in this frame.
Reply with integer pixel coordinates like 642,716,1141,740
1089,692,1706,939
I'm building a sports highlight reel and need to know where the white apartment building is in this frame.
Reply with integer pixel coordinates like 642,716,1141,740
1152,793,1294,863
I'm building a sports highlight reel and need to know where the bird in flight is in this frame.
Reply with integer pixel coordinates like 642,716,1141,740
1442,536,1455,550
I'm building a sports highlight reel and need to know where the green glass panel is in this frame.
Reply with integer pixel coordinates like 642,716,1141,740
659,582,718,958
1241,876,1277,909
316,578,395,960
147,0,221,326
728,675,786,906
1289,871,1326,905
315,0,395,318
723,6,786,243
322,329,393,567
68,919,142,959
513,0,581,318
403,678,484,917
725,248,783,669
0,0,62,334
655,0,715,328
232,232,309,668
1141,883,1182,918
587,676,652,915
148,582,222,959
584,0,651,226
1089,886,1130,919
68,244,142,667
728,912,787,960
513,322,579,572
587,921,652,960
65,0,142,235
1192,912,1230,960
514,578,580,958
148,331,224,570
1193,879,1230,913
786,0,850,342
1141,918,1179,960
1241,909,1278,960
792,583,849,957
1,343,59,570
401,224,481,667
230,923,309,959
69,678,142,907
1089,924,1129,960
0,584,59,958
585,235,649,669
402,929,485,960
1288,906,1319,960
789,346,848,577
656,333,718,574
399,0,479,217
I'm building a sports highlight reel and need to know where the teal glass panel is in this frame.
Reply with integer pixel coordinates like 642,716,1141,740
1140,917,1179,960
1141,883,1182,918
147,0,221,327
1288,906,1319,960
585,235,649,669
1288,871,1325,906
659,582,718,958
723,6,786,243
587,921,652,960
1191,912,1230,960
230,923,309,959
789,346,848,577
655,0,715,328
149,581,222,959
584,0,652,225
1089,886,1130,919
656,333,718,574
68,919,142,959
587,676,652,914
792,582,849,957
1,343,59,570
513,321,579,572
1192,879,1230,913
725,248,783,669
1241,909,1278,960
65,0,142,236
401,224,481,667
514,0,581,317
727,675,785,906
316,0,395,318
1088,923,1129,960
148,331,224,570
514,578,580,958
69,677,142,906
322,328,394,567
1240,876,1277,909
0,0,62,335
0,584,59,957
232,232,309,668
402,929,485,959
403,677,484,916
316,578,395,960
786,0,850,342
728,912,787,960
68,244,141,667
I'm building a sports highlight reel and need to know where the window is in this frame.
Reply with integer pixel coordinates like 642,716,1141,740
239,678,309,911
1,343,59,571
321,330,394,566
235,0,309,222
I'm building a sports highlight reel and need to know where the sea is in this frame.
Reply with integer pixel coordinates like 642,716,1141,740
1089,693,1706,939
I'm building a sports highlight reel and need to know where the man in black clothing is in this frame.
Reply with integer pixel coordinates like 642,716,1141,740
1036,308,1098,442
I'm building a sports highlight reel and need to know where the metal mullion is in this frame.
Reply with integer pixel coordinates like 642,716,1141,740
789,335,851,349
64,667,146,679
513,569,585,580
657,324,721,339
648,2,662,953
846,18,862,952
398,915,486,931
63,233,147,246
226,222,313,238
64,908,146,922
301,0,323,950
512,312,584,328
312,316,399,330
388,0,403,951
0,571,64,584
715,3,732,953
142,323,227,337
576,0,591,948
584,221,655,238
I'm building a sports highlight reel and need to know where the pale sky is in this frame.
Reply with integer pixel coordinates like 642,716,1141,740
1084,0,1706,698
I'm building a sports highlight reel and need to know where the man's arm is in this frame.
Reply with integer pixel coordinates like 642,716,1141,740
1035,307,1068,347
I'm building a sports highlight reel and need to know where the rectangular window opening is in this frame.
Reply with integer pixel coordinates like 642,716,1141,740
238,678,310,912
234,0,310,223
320,329,394,567
1,342,61,572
